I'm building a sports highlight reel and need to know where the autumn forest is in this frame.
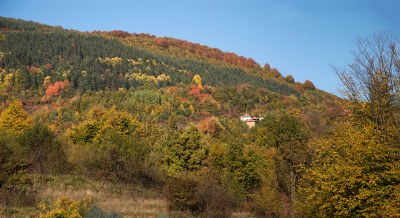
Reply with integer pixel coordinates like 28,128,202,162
0,17,399,217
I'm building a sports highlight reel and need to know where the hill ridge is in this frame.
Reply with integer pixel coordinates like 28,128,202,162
0,16,304,97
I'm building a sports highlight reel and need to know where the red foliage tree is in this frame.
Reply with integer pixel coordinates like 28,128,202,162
44,63,53,70
43,80,70,101
188,85,221,111
282,96,293,106
303,80,316,90
295,83,305,93
109,30,130,38
188,84,202,96
284,75,295,83
125,34,261,69
28,66,39,73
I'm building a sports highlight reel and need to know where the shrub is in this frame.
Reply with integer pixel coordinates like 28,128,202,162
0,133,36,207
165,176,200,212
37,197,115,218
18,121,69,174
165,171,237,217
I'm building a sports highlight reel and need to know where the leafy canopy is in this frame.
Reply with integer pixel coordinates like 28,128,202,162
0,100,32,133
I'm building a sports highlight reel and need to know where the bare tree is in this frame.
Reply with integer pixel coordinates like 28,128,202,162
333,32,400,127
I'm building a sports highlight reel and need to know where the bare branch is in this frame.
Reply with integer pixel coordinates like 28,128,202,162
337,32,400,126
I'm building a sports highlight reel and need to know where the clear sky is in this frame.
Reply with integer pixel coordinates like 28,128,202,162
1,0,399,95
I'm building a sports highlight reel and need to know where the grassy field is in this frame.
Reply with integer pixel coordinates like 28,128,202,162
1,174,168,217
1,174,257,218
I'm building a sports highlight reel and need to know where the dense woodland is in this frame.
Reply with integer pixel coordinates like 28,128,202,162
0,17,399,217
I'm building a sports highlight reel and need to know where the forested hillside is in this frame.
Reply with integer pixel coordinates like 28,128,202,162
0,17,398,217
0,17,300,97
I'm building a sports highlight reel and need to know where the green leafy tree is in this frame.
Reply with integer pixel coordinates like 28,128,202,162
67,106,148,182
251,113,311,203
69,121,100,144
227,143,261,197
68,106,138,144
0,133,33,206
247,145,282,216
161,126,208,176
18,121,68,174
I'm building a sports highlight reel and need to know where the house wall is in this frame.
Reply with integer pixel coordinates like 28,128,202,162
246,121,256,128
240,116,252,121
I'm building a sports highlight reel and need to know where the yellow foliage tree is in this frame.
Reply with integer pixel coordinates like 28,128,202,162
0,69,13,94
0,100,32,133
39,197,94,218
192,74,203,88
299,121,400,217
43,75,51,88
68,106,138,144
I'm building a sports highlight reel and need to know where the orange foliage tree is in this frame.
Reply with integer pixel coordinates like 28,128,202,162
303,80,316,90
198,116,224,136
42,79,70,101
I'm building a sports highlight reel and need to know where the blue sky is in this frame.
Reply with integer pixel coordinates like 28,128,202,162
1,0,399,95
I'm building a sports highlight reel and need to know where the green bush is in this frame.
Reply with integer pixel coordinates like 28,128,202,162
18,121,70,174
165,171,237,217
0,134,36,207
165,176,200,212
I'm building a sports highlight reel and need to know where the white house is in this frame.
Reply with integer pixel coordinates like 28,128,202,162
240,114,252,122
240,114,262,128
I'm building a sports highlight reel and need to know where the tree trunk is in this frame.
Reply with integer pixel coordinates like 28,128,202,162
290,168,296,203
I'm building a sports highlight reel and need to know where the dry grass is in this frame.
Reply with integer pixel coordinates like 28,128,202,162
1,175,258,217
32,174,172,217
231,211,258,218
0,207,36,218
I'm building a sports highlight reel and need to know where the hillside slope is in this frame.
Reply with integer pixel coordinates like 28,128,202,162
0,17,346,217
0,17,300,95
